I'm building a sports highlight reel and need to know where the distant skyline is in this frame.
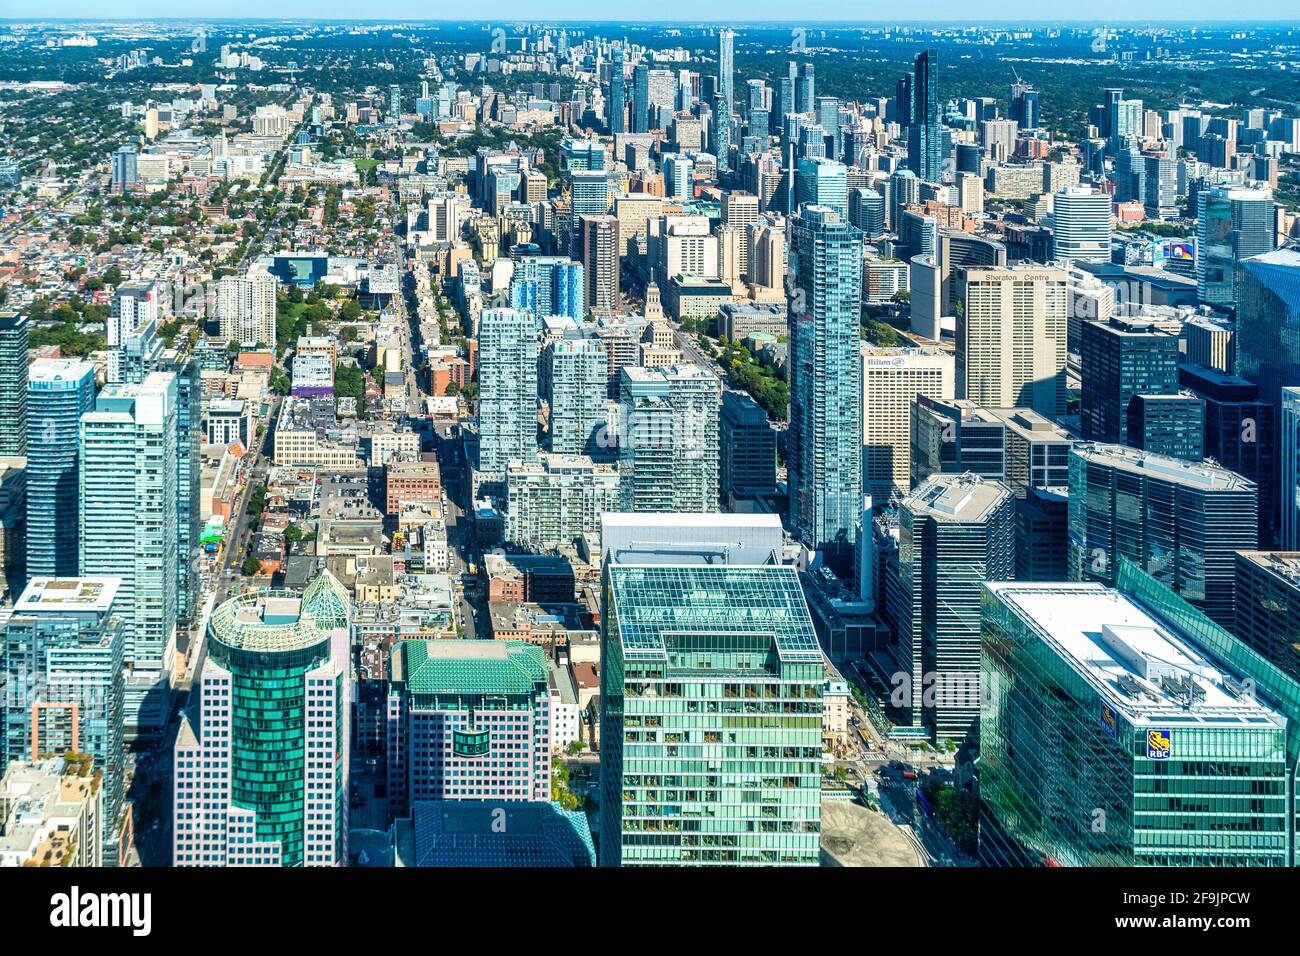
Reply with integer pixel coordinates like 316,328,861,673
8,5,1300,23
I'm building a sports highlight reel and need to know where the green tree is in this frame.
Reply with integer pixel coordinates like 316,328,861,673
241,555,261,577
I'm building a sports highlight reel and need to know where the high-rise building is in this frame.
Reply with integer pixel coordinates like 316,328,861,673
981,577,1290,867
0,310,28,456
1179,364,1274,545
26,359,95,579
111,146,137,191
719,390,776,500
476,308,539,475
1051,185,1112,264
898,474,1014,741
1,576,125,844
1236,247,1300,414
616,364,720,514
172,572,351,867
509,255,584,323
794,157,847,217
216,270,278,348
108,281,159,384
503,453,619,549
796,63,815,114
1280,387,1300,550
1128,392,1205,461
956,266,1067,418
861,346,956,499
1196,186,1274,308
79,371,178,675
1234,551,1300,684
907,50,941,183
1068,443,1258,625
715,29,734,174
386,639,553,816
599,513,824,866
909,398,1006,487
1080,315,1181,445
569,169,612,257
580,214,620,313
545,338,607,457
788,207,862,562
608,44,626,134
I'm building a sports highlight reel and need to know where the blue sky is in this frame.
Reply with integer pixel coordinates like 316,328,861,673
13,4,1300,22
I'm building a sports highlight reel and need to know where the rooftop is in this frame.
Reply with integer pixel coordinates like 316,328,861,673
1072,442,1256,491
904,473,1011,521
14,577,120,614
392,639,548,697
986,582,1286,730
607,563,822,663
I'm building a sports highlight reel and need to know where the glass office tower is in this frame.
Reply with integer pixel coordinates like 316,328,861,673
476,308,540,475
26,359,95,578
173,571,350,867
600,561,825,866
907,49,941,183
982,577,1290,867
608,44,626,135
1068,443,1258,626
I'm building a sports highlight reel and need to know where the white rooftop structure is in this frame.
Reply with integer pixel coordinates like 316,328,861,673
986,582,1286,731
601,512,784,566
14,576,121,615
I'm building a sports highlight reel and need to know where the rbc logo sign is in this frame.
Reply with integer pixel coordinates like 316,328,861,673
1146,728,1172,760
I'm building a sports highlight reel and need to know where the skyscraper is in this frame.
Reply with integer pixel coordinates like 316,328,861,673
580,214,620,313
861,345,956,498
79,371,178,675
1196,186,1274,308
788,207,863,564
956,266,1067,418
599,513,824,867
907,50,941,183
794,157,848,217
1068,443,1258,625
2,576,125,846
1051,185,1112,264
26,359,95,579
796,63,815,115
719,390,776,500
0,310,28,456
1080,315,1180,444
545,338,607,456
172,572,350,867
509,255,584,323
1280,387,1300,550
1236,247,1300,414
608,44,626,134
981,577,1290,867
476,308,539,475
386,639,553,816
633,62,650,133
898,474,1014,741
617,364,720,513
216,270,278,348
715,29,734,174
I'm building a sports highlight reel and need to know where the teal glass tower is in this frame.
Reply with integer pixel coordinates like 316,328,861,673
787,206,862,566
26,359,95,579
715,29,734,174
173,572,351,867
600,542,824,866
981,575,1291,867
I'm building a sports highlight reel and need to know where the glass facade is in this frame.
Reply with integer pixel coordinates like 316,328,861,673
601,564,824,866
1068,443,1259,627
787,206,863,562
26,360,96,578
208,636,333,867
981,579,1290,867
